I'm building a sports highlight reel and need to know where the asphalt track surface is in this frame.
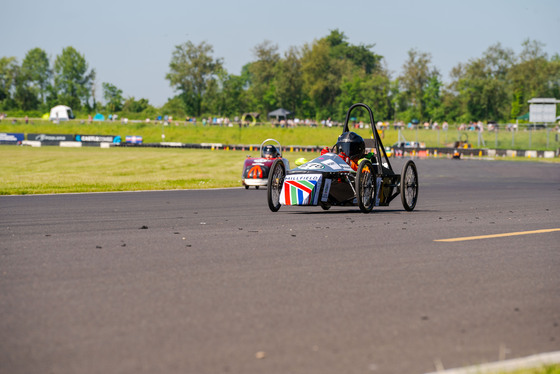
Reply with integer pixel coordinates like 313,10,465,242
1,158,559,374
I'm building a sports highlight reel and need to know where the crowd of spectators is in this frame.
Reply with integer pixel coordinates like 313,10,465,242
3,111,557,132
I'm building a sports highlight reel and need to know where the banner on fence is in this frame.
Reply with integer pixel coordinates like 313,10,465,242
125,135,143,144
0,132,24,144
28,133,74,144
75,135,122,143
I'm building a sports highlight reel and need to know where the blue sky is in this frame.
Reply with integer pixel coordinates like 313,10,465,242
2,0,559,107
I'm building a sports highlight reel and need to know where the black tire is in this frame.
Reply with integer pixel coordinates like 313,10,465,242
356,160,376,213
245,185,249,189
400,160,418,211
255,186,259,190
267,159,285,212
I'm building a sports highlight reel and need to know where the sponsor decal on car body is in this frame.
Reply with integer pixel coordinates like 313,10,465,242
280,174,322,206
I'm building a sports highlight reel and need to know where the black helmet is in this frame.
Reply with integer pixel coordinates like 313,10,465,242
262,144,279,158
335,132,365,161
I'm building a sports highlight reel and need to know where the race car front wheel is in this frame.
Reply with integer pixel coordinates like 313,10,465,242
356,160,376,213
267,159,285,212
400,160,418,211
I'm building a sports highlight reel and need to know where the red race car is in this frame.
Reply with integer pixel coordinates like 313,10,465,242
242,139,290,189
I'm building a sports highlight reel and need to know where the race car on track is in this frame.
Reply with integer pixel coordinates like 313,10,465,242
242,139,290,189
267,103,418,213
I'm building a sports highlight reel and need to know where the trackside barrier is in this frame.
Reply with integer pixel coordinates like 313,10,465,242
115,142,325,152
21,140,41,147
393,147,558,159
201,143,223,148
160,142,183,147
525,150,537,158
59,141,82,148
9,139,559,158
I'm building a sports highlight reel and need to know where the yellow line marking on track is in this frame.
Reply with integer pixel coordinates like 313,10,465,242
434,228,560,242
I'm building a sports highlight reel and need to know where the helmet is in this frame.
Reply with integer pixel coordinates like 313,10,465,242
335,132,365,161
262,144,279,158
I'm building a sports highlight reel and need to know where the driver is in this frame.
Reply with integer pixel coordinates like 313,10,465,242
334,131,365,171
262,144,279,159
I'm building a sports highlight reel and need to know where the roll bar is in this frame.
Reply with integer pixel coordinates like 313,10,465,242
342,103,393,174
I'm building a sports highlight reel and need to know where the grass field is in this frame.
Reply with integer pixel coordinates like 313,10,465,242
2,119,560,150
0,146,316,195
502,365,560,374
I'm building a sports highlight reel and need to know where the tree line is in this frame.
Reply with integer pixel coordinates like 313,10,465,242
1,30,559,123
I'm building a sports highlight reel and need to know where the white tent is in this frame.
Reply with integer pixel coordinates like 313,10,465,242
49,105,74,121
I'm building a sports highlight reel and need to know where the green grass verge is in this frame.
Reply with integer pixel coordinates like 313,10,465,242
2,119,560,150
0,146,316,195
494,364,560,374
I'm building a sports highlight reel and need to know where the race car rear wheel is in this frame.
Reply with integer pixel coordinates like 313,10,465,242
267,159,285,212
400,160,418,211
356,160,376,213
